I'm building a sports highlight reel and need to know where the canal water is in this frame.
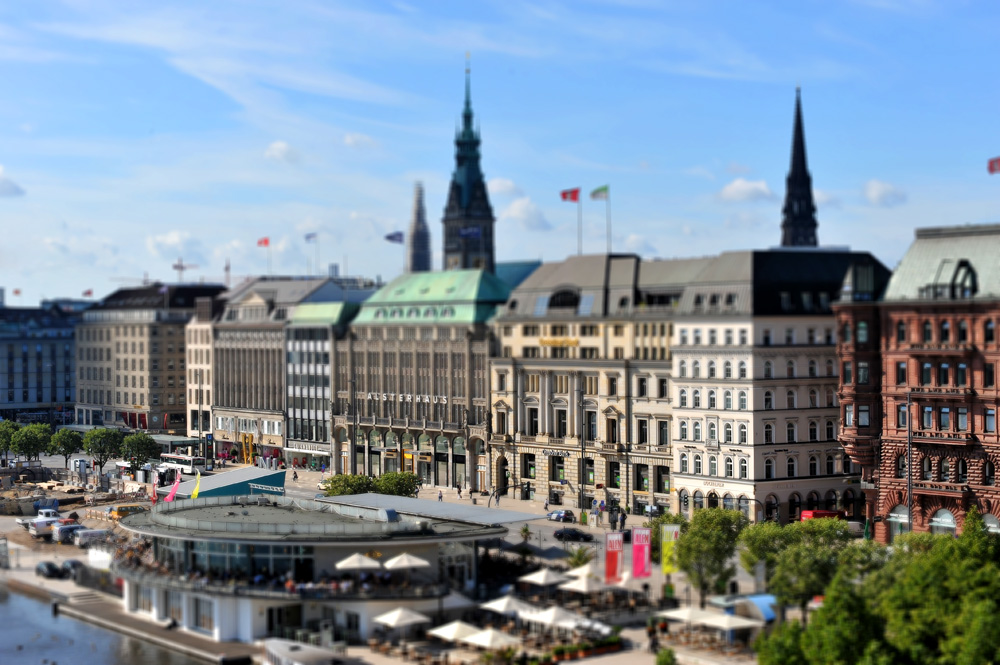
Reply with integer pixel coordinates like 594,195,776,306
0,587,201,665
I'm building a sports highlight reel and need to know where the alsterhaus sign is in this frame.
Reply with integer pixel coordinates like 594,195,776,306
361,392,449,404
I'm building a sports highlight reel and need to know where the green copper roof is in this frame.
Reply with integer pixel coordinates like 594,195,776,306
355,269,509,325
288,302,358,326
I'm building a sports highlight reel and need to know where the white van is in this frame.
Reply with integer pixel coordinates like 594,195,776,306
73,529,111,548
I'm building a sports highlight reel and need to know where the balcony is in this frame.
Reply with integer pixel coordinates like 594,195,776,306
912,480,972,498
911,430,974,446
906,343,975,356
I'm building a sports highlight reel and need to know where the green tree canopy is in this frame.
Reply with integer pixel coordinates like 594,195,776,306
83,428,124,473
674,508,748,608
48,428,84,468
121,432,162,474
738,520,793,587
566,546,595,568
800,570,884,664
0,420,21,459
321,474,375,496
373,471,421,497
756,621,807,665
11,423,51,460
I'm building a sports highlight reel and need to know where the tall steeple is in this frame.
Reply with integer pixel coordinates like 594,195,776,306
441,57,495,273
406,182,431,273
780,88,818,247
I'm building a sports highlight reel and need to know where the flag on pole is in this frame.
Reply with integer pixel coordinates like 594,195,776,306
12,289,20,296
560,188,580,202
385,231,405,244
191,471,201,499
591,185,610,200
163,475,182,502
82,289,93,297
304,232,318,242
257,237,270,247
990,157,1000,174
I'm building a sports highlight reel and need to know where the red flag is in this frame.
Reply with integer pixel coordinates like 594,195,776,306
560,188,580,202
82,289,93,297
257,237,270,247
990,157,1000,174
12,289,20,296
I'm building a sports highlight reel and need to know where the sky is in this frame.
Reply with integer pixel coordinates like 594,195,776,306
0,0,998,305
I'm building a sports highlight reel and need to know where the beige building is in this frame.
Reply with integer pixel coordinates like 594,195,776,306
75,284,224,432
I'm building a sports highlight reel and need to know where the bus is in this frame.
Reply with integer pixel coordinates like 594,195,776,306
158,453,207,475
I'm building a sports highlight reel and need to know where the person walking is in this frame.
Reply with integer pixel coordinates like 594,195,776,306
438,490,443,502
544,498,549,512
619,511,626,531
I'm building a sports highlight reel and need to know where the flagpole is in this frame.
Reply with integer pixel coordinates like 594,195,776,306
577,198,583,255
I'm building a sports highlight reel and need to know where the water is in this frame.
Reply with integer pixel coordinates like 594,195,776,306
0,587,201,665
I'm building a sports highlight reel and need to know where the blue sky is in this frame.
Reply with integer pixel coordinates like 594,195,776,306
0,0,998,304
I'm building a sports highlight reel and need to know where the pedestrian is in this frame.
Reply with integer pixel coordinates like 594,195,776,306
619,512,626,531
544,498,549,511
648,634,659,654
457,486,462,499
438,490,443,502
321,463,326,476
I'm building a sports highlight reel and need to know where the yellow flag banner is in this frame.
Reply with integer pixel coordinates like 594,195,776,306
191,471,201,499
661,524,680,574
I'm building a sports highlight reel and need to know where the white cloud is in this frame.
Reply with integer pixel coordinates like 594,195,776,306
718,178,774,203
622,233,656,255
864,179,907,207
343,132,376,148
682,165,714,181
146,229,200,261
498,197,550,231
488,177,522,198
264,140,300,164
813,189,841,208
0,166,25,197
726,162,751,175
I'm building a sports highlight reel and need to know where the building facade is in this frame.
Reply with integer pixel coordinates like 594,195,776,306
76,284,224,431
836,224,1000,542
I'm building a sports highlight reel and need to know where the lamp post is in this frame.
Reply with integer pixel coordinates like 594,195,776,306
907,391,914,532
350,377,358,476
624,443,632,514
578,385,586,511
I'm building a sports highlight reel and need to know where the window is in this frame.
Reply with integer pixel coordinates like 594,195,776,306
637,419,648,444
709,330,717,345
988,409,996,433
987,320,996,344
739,330,748,345
739,424,747,443
809,421,818,441
842,324,852,343
763,329,772,346
808,360,817,377
724,391,733,409
958,459,969,483
679,361,687,378
739,361,747,378
826,455,835,475
739,391,747,410
725,330,733,345
845,404,854,427
826,420,835,440
859,404,870,427
679,422,688,440
986,460,996,486
680,453,688,473
785,328,795,345
986,363,995,388
843,362,853,384
708,390,717,409
923,406,933,429
709,456,718,476
764,424,774,443
694,455,703,474
940,407,951,430
786,422,796,442
922,456,932,480
958,320,968,343
896,455,907,478
693,390,701,408
693,330,702,345
608,377,617,396
897,321,906,343
724,423,733,442
787,458,797,477
659,378,668,398
725,457,734,477
708,422,717,441
765,459,775,479
940,321,951,342
956,363,968,386
898,404,908,427
896,362,907,385
786,360,795,378
739,458,748,479
858,361,870,384
764,361,772,379
764,391,773,409
693,422,702,441
693,361,701,378
809,456,818,476
809,389,818,407
826,359,834,377
786,390,796,409
939,363,950,386
708,361,716,378
857,321,869,343
637,378,647,397
940,457,951,482
923,320,932,342
921,362,932,385
679,390,688,408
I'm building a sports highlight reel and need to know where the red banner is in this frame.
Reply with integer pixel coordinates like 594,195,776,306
560,188,580,202
632,527,652,578
605,531,624,584
990,157,1000,174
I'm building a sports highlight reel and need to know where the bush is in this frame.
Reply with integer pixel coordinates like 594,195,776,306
655,648,678,665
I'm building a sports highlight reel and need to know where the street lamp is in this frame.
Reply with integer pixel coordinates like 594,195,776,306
350,377,359,476
578,385,586,511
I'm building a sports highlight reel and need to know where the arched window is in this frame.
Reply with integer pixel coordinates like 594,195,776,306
826,389,835,407
724,423,733,443
787,422,796,442
786,360,796,378
958,320,968,343
693,361,701,378
857,321,869,343
693,422,702,441
739,458,748,479
808,360,817,377
826,359,834,377
693,390,701,408
764,391,774,410
724,391,733,409
921,456,932,480
764,361,773,379
680,453,689,473
842,323,852,343
809,456,818,476
957,459,968,483
826,454,835,475
896,454,907,478
986,321,996,344
807,491,820,510
787,457,797,477
708,390,717,409
709,456,718,476
708,422,717,441
723,493,734,510
725,457,734,477
940,320,950,342
693,490,704,509
739,391,748,410
694,455,703,475
739,424,748,443
897,321,906,343
764,423,774,443
679,390,688,408
930,509,956,536
679,361,687,378
739,361,747,379
679,422,688,440
809,422,819,441
708,361,717,378
787,390,796,409
986,460,996,486
708,492,719,509
940,457,951,482
809,389,818,407
923,320,932,342
789,493,802,520
724,361,733,378
765,458,775,479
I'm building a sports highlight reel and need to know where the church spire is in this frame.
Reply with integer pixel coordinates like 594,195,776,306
406,182,431,273
780,88,818,247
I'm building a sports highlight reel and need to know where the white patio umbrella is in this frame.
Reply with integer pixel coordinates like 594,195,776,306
461,628,522,650
697,613,765,631
565,561,600,579
518,568,568,587
558,575,607,594
481,595,538,616
335,552,382,571
521,605,582,629
428,620,482,642
656,606,715,627
374,607,432,629
384,552,431,571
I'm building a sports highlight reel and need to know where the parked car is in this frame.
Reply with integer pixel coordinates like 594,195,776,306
17,508,61,530
61,559,85,580
52,523,87,544
73,529,111,548
35,561,63,579
546,510,576,523
554,527,594,542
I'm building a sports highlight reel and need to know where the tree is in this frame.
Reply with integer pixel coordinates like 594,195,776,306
755,621,806,665
801,571,883,664
655,648,678,665
48,428,83,468
770,541,840,627
520,524,532,543
0,420,20,462
11,423,51,460
738,520,792,588
373,471,421,497
121,432,162,474
83,428,124,474
321,474,375,496
674,508,748,608
566,546,595,568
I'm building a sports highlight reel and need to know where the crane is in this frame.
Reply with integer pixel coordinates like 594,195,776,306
172,257,199,282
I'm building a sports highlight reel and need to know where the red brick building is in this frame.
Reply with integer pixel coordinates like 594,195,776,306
836,225,1000,542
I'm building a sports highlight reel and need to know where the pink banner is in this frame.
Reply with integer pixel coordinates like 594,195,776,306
605,532,624,584
632,527,652,578
163,475,182,502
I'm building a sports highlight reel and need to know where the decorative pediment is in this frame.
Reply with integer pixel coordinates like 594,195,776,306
493,400,509,411
603,405,623,418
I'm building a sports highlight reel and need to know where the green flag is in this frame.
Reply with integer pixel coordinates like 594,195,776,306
590,185,609,200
